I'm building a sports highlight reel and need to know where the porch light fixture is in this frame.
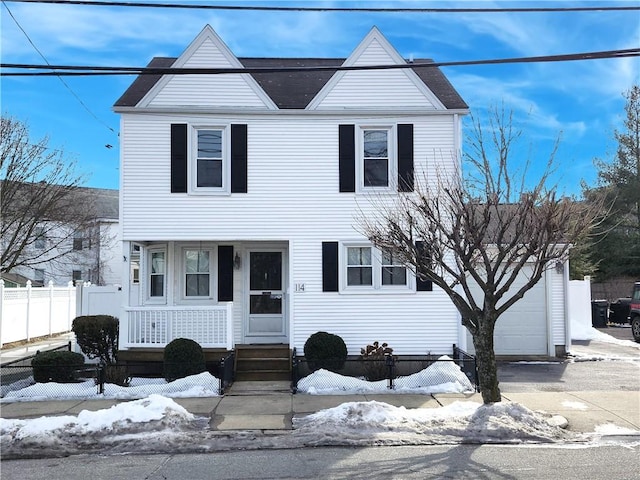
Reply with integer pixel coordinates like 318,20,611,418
555,261,564,274
234,252,242,270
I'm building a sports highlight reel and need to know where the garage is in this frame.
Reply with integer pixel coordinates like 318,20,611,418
466,267,550,356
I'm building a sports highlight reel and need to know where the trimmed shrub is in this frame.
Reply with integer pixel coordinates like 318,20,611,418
163,338,206,382
304,331,348,372
32,351,85,383
72,315,119,364
360,341,395,381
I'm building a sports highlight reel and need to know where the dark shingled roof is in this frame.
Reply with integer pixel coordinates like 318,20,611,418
114,57,468,110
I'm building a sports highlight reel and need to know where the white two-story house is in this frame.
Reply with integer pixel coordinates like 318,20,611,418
114,25,571,367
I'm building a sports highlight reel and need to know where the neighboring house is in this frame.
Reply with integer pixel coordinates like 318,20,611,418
3,186,120,286
113,25,570,360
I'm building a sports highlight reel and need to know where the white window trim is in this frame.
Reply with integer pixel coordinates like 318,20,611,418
356,124,397,194
340,241,415,294
189,124,231,195
145,245,167,304
176,243,217,304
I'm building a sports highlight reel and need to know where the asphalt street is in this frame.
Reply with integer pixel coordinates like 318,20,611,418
1,445,637,480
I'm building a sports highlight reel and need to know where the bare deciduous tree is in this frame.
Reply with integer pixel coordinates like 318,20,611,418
359,107,603,404
1,115,104,277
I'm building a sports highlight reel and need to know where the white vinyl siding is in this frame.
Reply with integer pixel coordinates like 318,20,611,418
147,38,272,109
120,114,457,241
121,114,460,354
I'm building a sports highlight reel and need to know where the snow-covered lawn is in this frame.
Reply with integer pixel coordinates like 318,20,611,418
1,372,221,401
298,356,474,395
2,356,472,401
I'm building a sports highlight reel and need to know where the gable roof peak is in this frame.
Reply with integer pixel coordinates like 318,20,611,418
171,23,243,69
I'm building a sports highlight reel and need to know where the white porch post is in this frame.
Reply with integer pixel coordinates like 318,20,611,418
120,241,132,350
226,302,234,350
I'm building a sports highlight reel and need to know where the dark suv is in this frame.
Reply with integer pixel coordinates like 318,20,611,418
631,282,640,342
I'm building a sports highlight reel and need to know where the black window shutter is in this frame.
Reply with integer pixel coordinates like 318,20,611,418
322,242,339,292
231,124,248,193
397,124,414,192
339,124,356,192
170,124,188,193
415,240,433,291
218,246,234,301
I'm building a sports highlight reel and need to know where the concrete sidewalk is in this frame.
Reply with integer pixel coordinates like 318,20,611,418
0,333,76,366
1,381,638,435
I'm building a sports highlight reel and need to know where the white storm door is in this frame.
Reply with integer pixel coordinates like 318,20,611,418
246,250,286,342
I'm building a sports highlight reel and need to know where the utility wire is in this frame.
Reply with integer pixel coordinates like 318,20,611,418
1,0,117,134
2,48,639,76
6,0,640,13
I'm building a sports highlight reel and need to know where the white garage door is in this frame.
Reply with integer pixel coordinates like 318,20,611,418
467,269,548,356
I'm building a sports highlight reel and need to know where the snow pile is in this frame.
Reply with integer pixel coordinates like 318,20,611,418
2,372,220,401
1,394,195,444
297,356,474,395
294,400,570,444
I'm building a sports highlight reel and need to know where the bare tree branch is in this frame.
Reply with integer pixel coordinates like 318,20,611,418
358,106,605,404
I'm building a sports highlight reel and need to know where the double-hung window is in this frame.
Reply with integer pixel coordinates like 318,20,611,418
149,249,166,300
184,248,212,299
359,126,394,192
346,246,373,287
34,227,46,249
343,243,411,292
192,126,228,193
362,129,390,188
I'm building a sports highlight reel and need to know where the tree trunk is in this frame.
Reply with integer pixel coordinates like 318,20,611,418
471,320,502,404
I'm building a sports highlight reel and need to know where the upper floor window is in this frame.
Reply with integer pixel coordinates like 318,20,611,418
339,123,413,194
192,127,229,193
362,129,390,188
34,227,46,249
73,232,83,251
358,126,396,193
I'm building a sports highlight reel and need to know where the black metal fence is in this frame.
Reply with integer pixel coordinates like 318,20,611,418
0,355,233,399
292,344,478,394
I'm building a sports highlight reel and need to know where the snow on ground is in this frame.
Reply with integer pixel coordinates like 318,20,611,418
1,372,221,401
294,400,571,444
297,356,474,395
0,394,575,459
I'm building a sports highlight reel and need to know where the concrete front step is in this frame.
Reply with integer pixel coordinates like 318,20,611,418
235,370,291,382
236,358,290,371
226,380,291,395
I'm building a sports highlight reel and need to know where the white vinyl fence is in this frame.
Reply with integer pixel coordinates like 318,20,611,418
0,281,122,347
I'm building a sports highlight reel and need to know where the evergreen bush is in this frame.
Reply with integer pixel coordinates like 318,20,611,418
304,331,348,372
163,338,206,381
31,350,85,383
72,315,119,364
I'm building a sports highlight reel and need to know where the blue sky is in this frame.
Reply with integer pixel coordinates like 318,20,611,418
1,1,638,195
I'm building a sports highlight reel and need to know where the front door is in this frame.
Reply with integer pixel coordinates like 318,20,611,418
245,250,287,343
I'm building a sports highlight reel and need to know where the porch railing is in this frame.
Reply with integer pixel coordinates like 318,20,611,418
124,304,233,349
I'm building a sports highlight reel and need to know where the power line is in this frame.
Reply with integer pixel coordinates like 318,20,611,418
6,0,640,13
2,48,639,77
1,0,117,134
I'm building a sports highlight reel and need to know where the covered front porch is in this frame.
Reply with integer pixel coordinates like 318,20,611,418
120,240,290,350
